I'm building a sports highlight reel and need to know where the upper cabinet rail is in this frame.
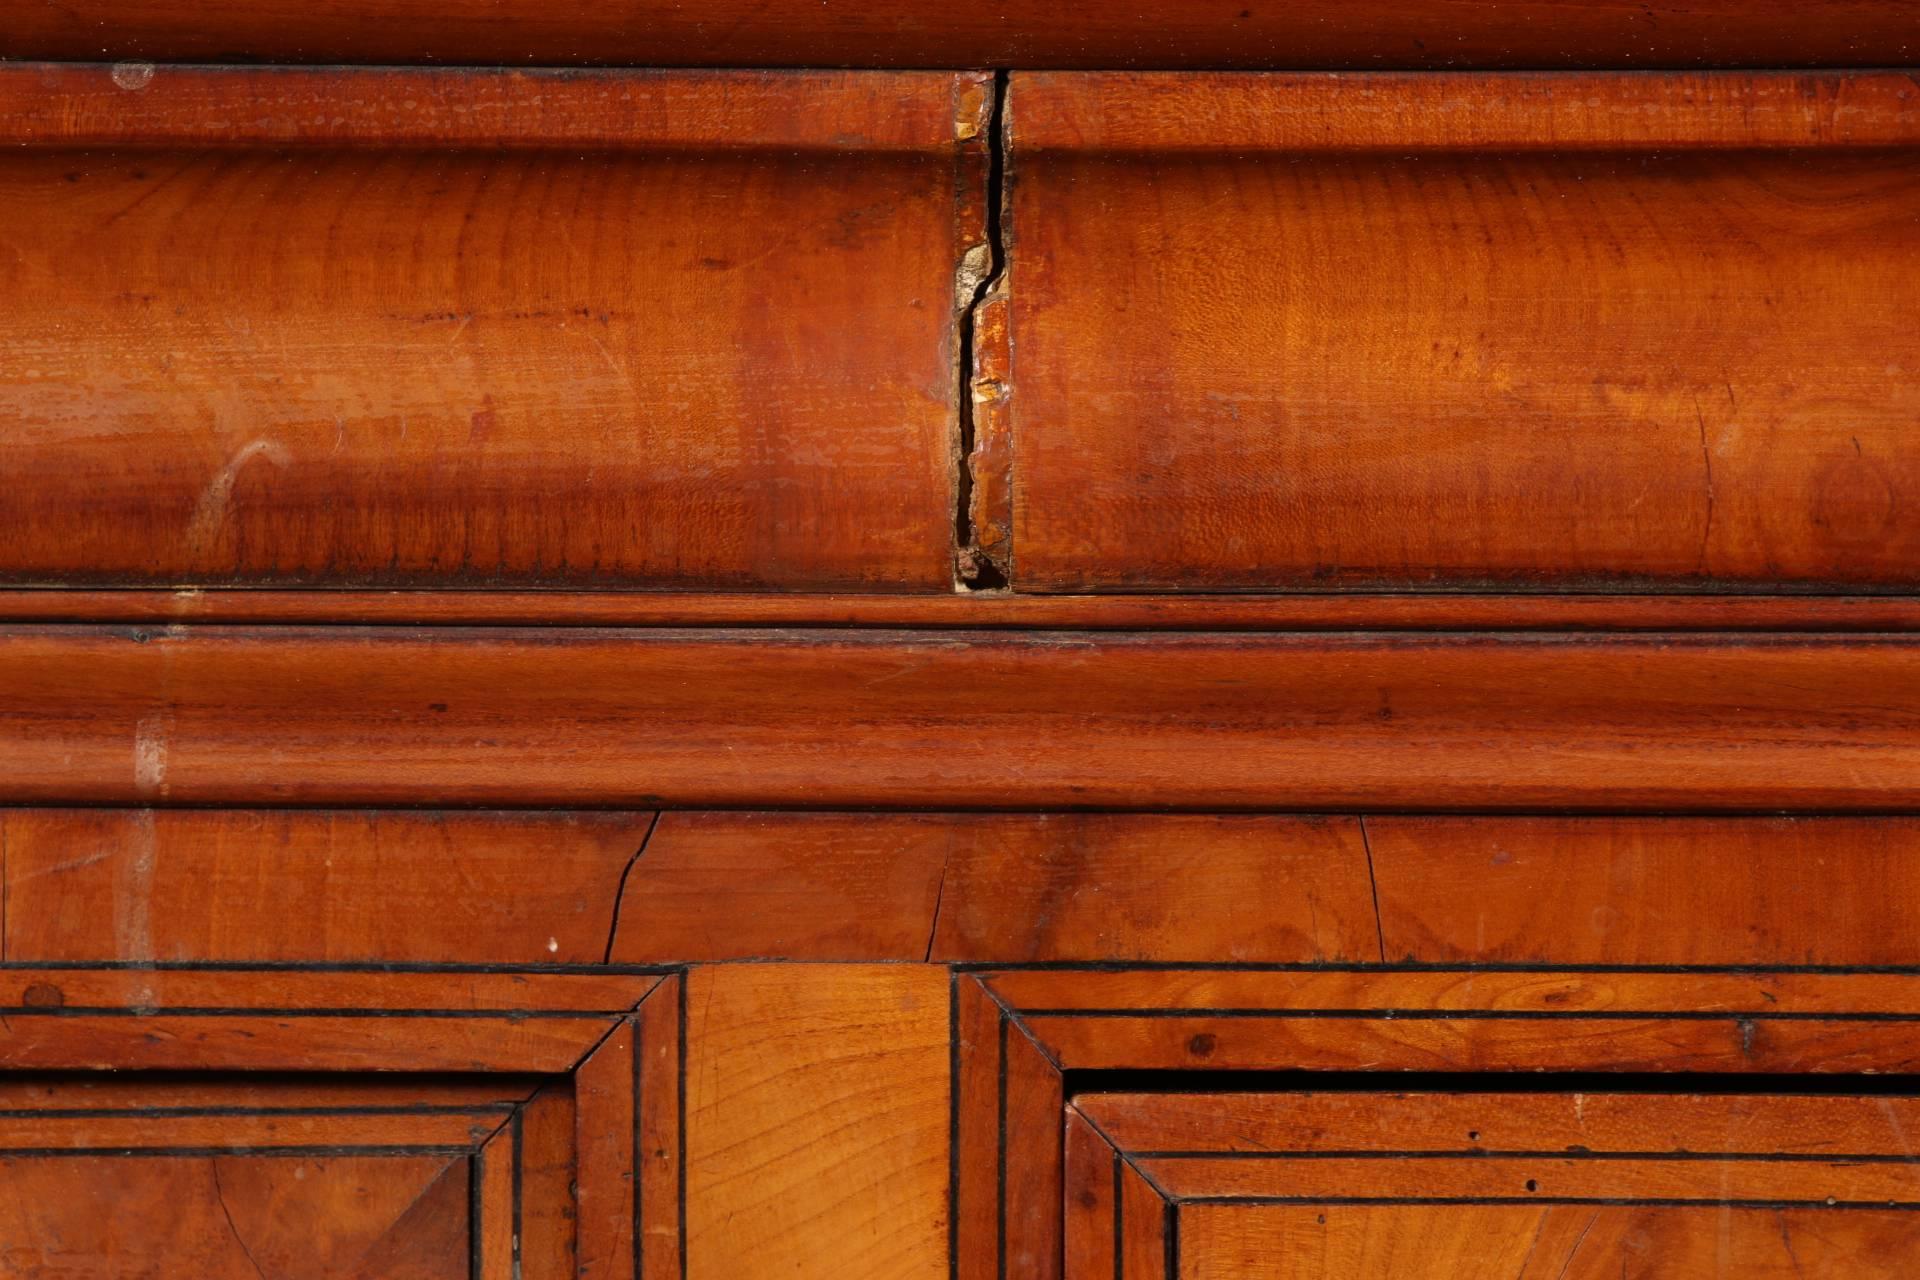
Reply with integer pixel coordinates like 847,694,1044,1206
0,65,991,592
3,0,1913,69
1000,70,1920,593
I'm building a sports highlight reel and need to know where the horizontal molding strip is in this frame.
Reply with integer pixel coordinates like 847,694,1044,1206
5,592,1920,631
1012,70,1920,152
2,1,1910,69
2,627,1916,809
0,63,982,151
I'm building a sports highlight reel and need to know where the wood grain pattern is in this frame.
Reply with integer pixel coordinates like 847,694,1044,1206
3,2,1910,68
0,809,648,963
5,627,1918,809
685,965,949,1280
1177,1204,1920,1279
607,813,1375,962
0,1154,470,1279
1076,1091,1920,1277
1078,1091,1920,1159
1008,72,1920,591
10,589,1920,631
986,968,1920,1074
0,966,659,1072
1005,980,1920,1279
928,815,1379,963
0,970,676,1274
1368,817,1920,966
0,64,984,590
609,812,947,962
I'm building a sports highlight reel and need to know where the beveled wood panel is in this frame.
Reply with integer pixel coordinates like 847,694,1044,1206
0,967,678,1279
0,1153,471,1279
965,969,1920,1280
1005,71,1920,592
0,809,649,963
1074,1092,1920,1278
3,2,1908,68
1369,816,1920,966
0,65,986,590
4,627,1917,809
1178,1204,1920,1278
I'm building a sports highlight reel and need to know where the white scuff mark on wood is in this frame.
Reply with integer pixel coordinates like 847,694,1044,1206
187,438,292,552
133,713,171,800
111,63,155,91
119,810,157,966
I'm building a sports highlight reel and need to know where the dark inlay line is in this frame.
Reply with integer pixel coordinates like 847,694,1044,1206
0,1104,515,1119
512,1107,525,1280
959,961,1920,975
678,975,689,1280
1026,1008,1920,1022
0,1143,474,1157
1132,1149,1920,1163
0,1007,630,1018
1067,1070,1920,1097
634,1014,645,1280
0,960,671,975
948,973,961,1280
471,1149,484,1280
1178,1196,1920,1210
997,1011,1009,1280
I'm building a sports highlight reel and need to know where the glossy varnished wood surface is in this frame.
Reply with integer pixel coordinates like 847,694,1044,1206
4,1,1912,68
4,627,1917,808
607,812,1376,963
1178,1204,1920,1278
1072,1092,1920,1278
0,809,649,963
9,589,1920,630
1369,817,1920,966
0,971,674,1278
966,968,1920,1280
0,65,986,590
685,965,948,1280
1005,72,1920,591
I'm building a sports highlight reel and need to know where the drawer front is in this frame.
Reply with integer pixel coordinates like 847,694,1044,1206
1001,71,1920,591
7,809,1920,1276
1072,1092,1920,1278
0,65,987,590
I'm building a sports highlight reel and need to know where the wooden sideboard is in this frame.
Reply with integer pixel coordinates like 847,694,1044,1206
2,7,1919,1276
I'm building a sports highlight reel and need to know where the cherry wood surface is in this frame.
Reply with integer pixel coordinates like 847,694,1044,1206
1368,816,1920,966
685,965,949,1280
0,808,649,963
0,968,676,1278
965,969,1920,1280
10,589,1920,630
7,44,1920,1280
4,1,1911,68
1072,1091,1920,1277
0,65,986,590
4,627,1916,809
1004,71,1920,592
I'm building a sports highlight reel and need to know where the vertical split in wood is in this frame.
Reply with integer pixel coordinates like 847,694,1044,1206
955,71,1012,589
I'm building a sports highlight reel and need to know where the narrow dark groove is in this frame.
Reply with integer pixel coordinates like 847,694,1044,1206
955,68,1010,590
603,811,662,964
1356,815,1388,963
1065,1069,1920,1098
925,842,953,963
